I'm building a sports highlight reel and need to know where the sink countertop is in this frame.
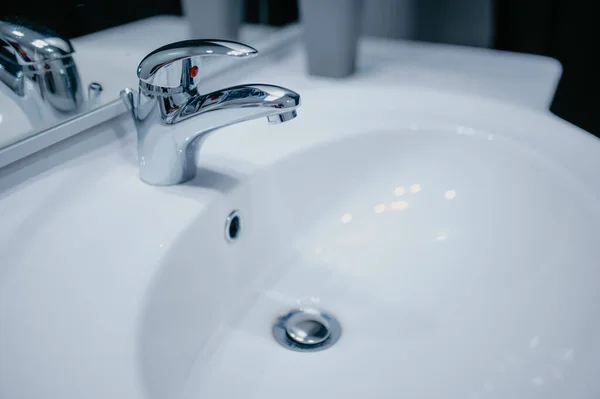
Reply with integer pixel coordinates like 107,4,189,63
0,30,576,399
257,35,562,111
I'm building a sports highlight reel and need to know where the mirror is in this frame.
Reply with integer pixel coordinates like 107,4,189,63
0,0,299,152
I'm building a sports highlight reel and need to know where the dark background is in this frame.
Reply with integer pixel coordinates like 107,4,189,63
495,0,599,137
2,0,598,136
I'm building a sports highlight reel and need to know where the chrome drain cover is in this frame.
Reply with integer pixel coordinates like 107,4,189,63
287,319,330,345
272,308,341,352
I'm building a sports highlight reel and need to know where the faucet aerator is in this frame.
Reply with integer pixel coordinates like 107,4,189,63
267,110,297,125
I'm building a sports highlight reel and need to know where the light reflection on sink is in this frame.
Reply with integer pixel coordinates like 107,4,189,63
140,125,600,398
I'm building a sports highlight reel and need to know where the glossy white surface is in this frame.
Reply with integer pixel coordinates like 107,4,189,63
183,129,600,399
0,39,596,399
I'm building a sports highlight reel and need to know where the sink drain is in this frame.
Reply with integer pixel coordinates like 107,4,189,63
272,308,341,352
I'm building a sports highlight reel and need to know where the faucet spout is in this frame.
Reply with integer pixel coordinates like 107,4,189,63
131,83,300,186
178,84,299,124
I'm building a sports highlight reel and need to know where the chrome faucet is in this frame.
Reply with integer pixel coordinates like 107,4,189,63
120,40,300,186
0,19,95,129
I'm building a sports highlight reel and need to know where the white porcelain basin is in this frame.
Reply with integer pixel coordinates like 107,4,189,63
138,87,600,398
1,85,599,399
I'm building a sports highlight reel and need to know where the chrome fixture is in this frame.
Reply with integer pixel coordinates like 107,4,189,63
0,19,98,129
272,308,342,352
120,40,300,186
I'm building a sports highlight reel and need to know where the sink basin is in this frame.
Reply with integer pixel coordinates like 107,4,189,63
1,85,599,399
138,88,600,399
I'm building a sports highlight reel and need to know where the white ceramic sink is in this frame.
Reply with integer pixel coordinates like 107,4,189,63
141,87,600,398
1,80,600,399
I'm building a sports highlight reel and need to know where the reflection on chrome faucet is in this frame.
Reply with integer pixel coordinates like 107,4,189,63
121,39,300,186
0,19,100,130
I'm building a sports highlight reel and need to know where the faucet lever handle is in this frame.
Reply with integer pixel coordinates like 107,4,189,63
137,39,257,90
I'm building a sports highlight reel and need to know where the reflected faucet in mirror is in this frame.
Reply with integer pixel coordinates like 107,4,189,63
121,39,300,186
0,19,101,130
